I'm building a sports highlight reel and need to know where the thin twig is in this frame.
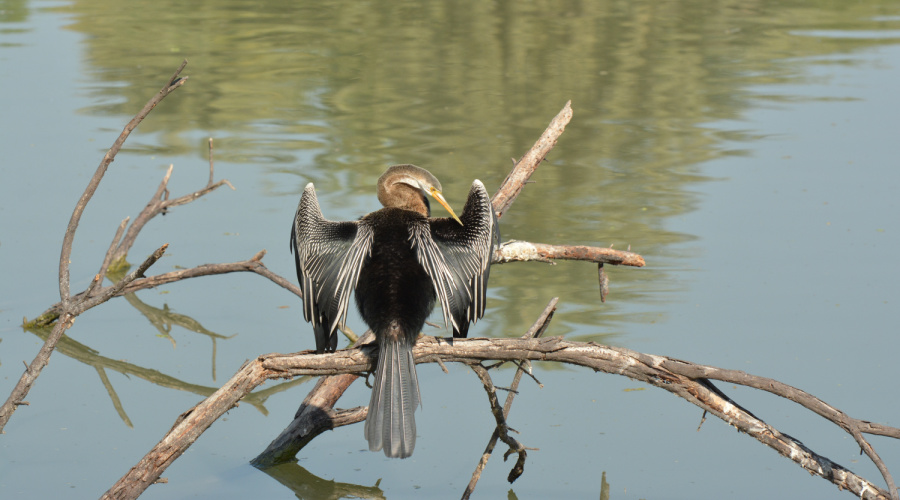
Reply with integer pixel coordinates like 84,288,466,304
598,262,609,302
852,427,898,500
59,60,188,304
111,163,233,266
469,363,528,482
72,245,168,315
86,217,129,298
462,297,558,499
208,138,215,186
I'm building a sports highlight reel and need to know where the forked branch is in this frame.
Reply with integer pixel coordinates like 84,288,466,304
0,62,190,433
462,297,558,499
59,60,189,305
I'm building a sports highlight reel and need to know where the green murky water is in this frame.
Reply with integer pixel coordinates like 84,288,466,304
1,1,899,498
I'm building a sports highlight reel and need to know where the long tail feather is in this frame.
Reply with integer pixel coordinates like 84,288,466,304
364,336,420,458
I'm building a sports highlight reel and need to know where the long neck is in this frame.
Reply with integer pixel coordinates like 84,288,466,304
378,183,430,216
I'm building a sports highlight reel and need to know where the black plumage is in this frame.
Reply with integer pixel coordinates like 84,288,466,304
290,164,499,458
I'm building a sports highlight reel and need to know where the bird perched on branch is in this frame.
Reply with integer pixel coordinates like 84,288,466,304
291,164,499,458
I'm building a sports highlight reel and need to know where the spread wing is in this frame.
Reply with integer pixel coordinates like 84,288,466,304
291,183,373,352
411,180,499,337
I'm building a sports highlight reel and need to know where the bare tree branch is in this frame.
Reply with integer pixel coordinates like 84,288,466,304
59,60,188,304
250,331,375,468
0,313,74,432
29,237,640,329
102,357,271,500
26,251,297,328
462,297,558,499
0,62,190,433
103,333,898,500
494,240,645,267
74,244,168,315
110,164,234,267
468,363,528,481
492,100,573,218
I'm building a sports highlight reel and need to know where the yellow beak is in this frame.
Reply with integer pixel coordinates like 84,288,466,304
430,187,463,226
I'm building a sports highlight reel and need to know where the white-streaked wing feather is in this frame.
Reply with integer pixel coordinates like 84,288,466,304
412,180,498,336
291,183,373,350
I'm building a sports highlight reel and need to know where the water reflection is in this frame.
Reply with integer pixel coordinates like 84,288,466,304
118,290,235,380
257,449,612,499
260,462,386,500
0,0,28,24
23,319,311,423
47,0,897,345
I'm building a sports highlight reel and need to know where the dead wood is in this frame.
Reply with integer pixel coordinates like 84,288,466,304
102,330,899,500
0,62,190,432
491,100,573,218
250,331,375,468
26,237,636,329
494,240,645,267
461,297,557,499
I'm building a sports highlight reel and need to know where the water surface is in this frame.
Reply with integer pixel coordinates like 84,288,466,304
1,1,899,498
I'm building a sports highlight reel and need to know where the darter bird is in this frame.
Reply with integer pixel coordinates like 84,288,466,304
290,164,499,458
